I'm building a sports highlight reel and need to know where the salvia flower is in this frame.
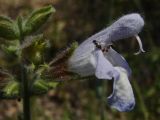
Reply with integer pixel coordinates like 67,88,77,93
68,13,145,112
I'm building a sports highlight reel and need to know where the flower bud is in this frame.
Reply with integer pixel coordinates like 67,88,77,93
24,5,55,35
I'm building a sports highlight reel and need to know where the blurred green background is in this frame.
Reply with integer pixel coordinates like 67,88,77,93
0,0,160,120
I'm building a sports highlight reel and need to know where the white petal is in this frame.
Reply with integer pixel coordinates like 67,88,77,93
68,51,96,76
107,67,135,112
104,48,132,76
94,50,119,80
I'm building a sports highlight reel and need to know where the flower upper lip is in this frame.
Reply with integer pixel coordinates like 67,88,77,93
70,13,145,61
98,13,145,55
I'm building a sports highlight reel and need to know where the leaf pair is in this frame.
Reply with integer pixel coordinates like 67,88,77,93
0,5,55,40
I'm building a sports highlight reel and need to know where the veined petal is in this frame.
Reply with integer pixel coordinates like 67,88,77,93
94,50,119,80
104,47,132,76
107,67,135,112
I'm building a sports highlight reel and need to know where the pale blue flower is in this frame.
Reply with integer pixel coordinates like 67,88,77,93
68,13,145,112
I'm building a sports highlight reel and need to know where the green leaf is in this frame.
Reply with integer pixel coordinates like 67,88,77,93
0,16,19,40
24,5,55,35
3,81,20,97
47,81,59,89
0,40,20,67
33,79,49,93
32,79,59,94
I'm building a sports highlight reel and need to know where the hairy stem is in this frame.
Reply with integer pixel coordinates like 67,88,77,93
18,16,31,120
21,65,31,120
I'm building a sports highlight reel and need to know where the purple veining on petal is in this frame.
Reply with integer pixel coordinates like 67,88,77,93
107,67,135,112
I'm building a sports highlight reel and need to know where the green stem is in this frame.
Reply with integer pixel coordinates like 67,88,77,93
18,16,31,120
21,65,31,120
